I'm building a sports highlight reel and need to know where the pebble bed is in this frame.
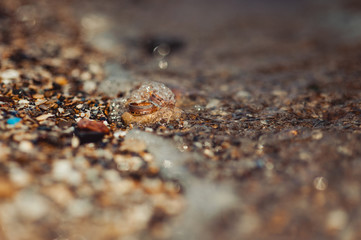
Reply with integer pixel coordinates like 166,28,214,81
0,0,361,240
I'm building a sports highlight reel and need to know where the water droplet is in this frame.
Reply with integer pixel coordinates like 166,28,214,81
313,176,328,191
163,159,172,169
158,59,168,69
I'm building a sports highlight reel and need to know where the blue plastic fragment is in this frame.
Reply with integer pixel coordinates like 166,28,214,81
7,117,22,125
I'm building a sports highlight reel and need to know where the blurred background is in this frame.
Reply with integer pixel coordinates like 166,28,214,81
1,0,361,240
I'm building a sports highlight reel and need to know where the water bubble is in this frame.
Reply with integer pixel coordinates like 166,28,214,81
313,176,328,191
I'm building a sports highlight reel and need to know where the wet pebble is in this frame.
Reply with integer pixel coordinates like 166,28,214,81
53,160,82,186
14,191,49,221
35,113,54,121
77,118,110,133
326,209,348,232
120,138,147,153
0,69,20,80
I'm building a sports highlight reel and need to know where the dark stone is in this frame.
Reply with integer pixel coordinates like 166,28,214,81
74,128,105,144
9,49,37,64
37,125,52,131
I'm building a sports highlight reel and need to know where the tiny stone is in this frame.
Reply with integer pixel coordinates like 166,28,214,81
54,76,68,86
71,136,80,148
142,178,163,194
80,72,92,81
89,63,102,73
120,138,147,153
235,90,251,99
326,209,348,232
238,211,261,234
77,118,110,133
45,185,74,206
0,179,15,198
18,99,29,105
194,142,202,148
83,81,97,93
194,105,204,111
337,146,352,156
9,167,31,187
143,153,154,162
15,191,49,221
158,59,168,69
68,172,82,186
271,89,287,97
36,113,54,121
35,99,47,105
206,99,220,109
115,155,143,172
53,160,72,180
0,69,20,80
18,141,34,153
312,130,323,140
103,169,121,182
67,199,92,218
58,107,65,113
145,127,154,132
53,160,83,186
114,130,127,139
75,129,105,144
204,149,214,158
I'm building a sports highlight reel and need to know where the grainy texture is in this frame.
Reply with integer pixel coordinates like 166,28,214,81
0,0,361,240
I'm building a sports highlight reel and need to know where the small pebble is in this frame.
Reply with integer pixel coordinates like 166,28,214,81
58,107,65,113
0,179,15,198
19,141,34,153
114,130,127,139
54,76,68,86
18,99,29,105
204,149,215,158
326,209,348,232
53,160,82,186
15,191,49,221
35,99,47,106
9,167,31,186
71,136,80,148
145,127,154,132
206,99,220,109
67,199,92,218
120,138,147,153
45,185,73,206
142,178,163,194
77,118,110,133
53,161,72,180
83,81,97,93
0,69,20,80
36,113,54,121
235,90,251,99
312,130,323,140
74,129,105,144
